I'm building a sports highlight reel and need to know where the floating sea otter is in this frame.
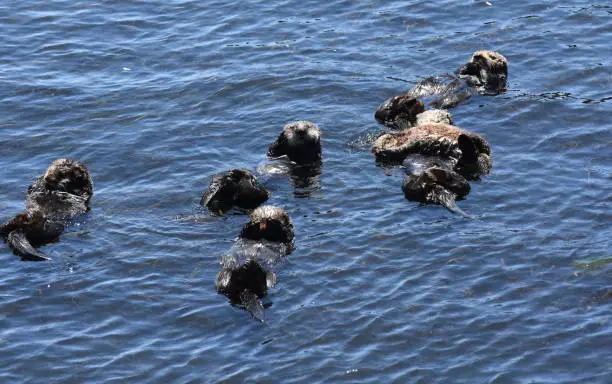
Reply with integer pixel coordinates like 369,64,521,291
200,169,270,214
268,121,322,165
0,159,93,261
409,50,508,109
375,51,508,126
264,121,323,192
401,155,471,216
372,123,491,179
215,205,294,322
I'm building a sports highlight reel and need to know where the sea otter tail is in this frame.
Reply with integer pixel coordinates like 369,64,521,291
240,289,265,323
6,229,50,261
433,187,472,219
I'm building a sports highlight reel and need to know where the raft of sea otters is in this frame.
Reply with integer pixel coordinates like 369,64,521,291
1,50,507,321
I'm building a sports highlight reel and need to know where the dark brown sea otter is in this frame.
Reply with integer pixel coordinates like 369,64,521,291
401,157,471,216
268,121,322,165
0,159,93,261
200,169,270,214
215,205,294,322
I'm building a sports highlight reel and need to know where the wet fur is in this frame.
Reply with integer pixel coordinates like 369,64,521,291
402,167,470,205
1,159,93,261
374,95,425,129
372,123,491,179
268,121,322,165
384,51,508,110
215,206,294,322
201,169,270,213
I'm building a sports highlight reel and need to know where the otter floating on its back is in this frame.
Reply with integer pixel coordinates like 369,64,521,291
375,51,507,118
372,123,491,177
200,169,270,214
0,159,93,261
401,156,471,217
408,50,508,109
215,205,294,322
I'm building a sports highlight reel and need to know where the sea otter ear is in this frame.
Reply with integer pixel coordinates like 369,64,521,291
267,132,289,158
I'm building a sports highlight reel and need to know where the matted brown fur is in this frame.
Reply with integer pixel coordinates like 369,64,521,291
372,123,468,161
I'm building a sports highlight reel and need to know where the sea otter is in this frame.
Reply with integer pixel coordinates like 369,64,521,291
215,205,294,322
375,51,507,121
371,123,491,179
200,169,270,214
408,50,508,108
374,95,425,129
0,159,93,261
401,155,471,216
268,121,322,165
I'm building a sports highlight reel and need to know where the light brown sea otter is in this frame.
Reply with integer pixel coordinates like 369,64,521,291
0,159,93,261
371,123,491,178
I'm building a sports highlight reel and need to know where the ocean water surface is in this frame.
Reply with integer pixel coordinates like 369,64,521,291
0,0,610,382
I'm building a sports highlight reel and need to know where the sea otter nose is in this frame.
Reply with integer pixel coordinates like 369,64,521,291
259,219,267,231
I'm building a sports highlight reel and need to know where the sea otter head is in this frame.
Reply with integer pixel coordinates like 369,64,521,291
43,159,93,201
201,169,270,213
268,121,322,165
375,95,425,129
458,50,507,94
240,205,294,244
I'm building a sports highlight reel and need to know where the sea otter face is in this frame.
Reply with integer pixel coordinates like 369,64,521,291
240,205,294,243
268,121,322,165
375,95,425,129
43,159,93,200
201,169,270,212
458,51,507,93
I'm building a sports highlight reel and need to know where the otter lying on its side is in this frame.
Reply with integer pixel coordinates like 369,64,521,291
268,121,322,165
372,123,491,179
215,205,294,322
201,169,270,214
0,159,93,261
408,50,508,109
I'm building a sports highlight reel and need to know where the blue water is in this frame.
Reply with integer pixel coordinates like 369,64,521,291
1,1,611,382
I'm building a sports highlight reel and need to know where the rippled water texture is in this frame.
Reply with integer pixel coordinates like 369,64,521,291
0,1,610,382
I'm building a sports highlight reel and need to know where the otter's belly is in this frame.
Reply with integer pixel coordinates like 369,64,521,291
26,191,89,221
